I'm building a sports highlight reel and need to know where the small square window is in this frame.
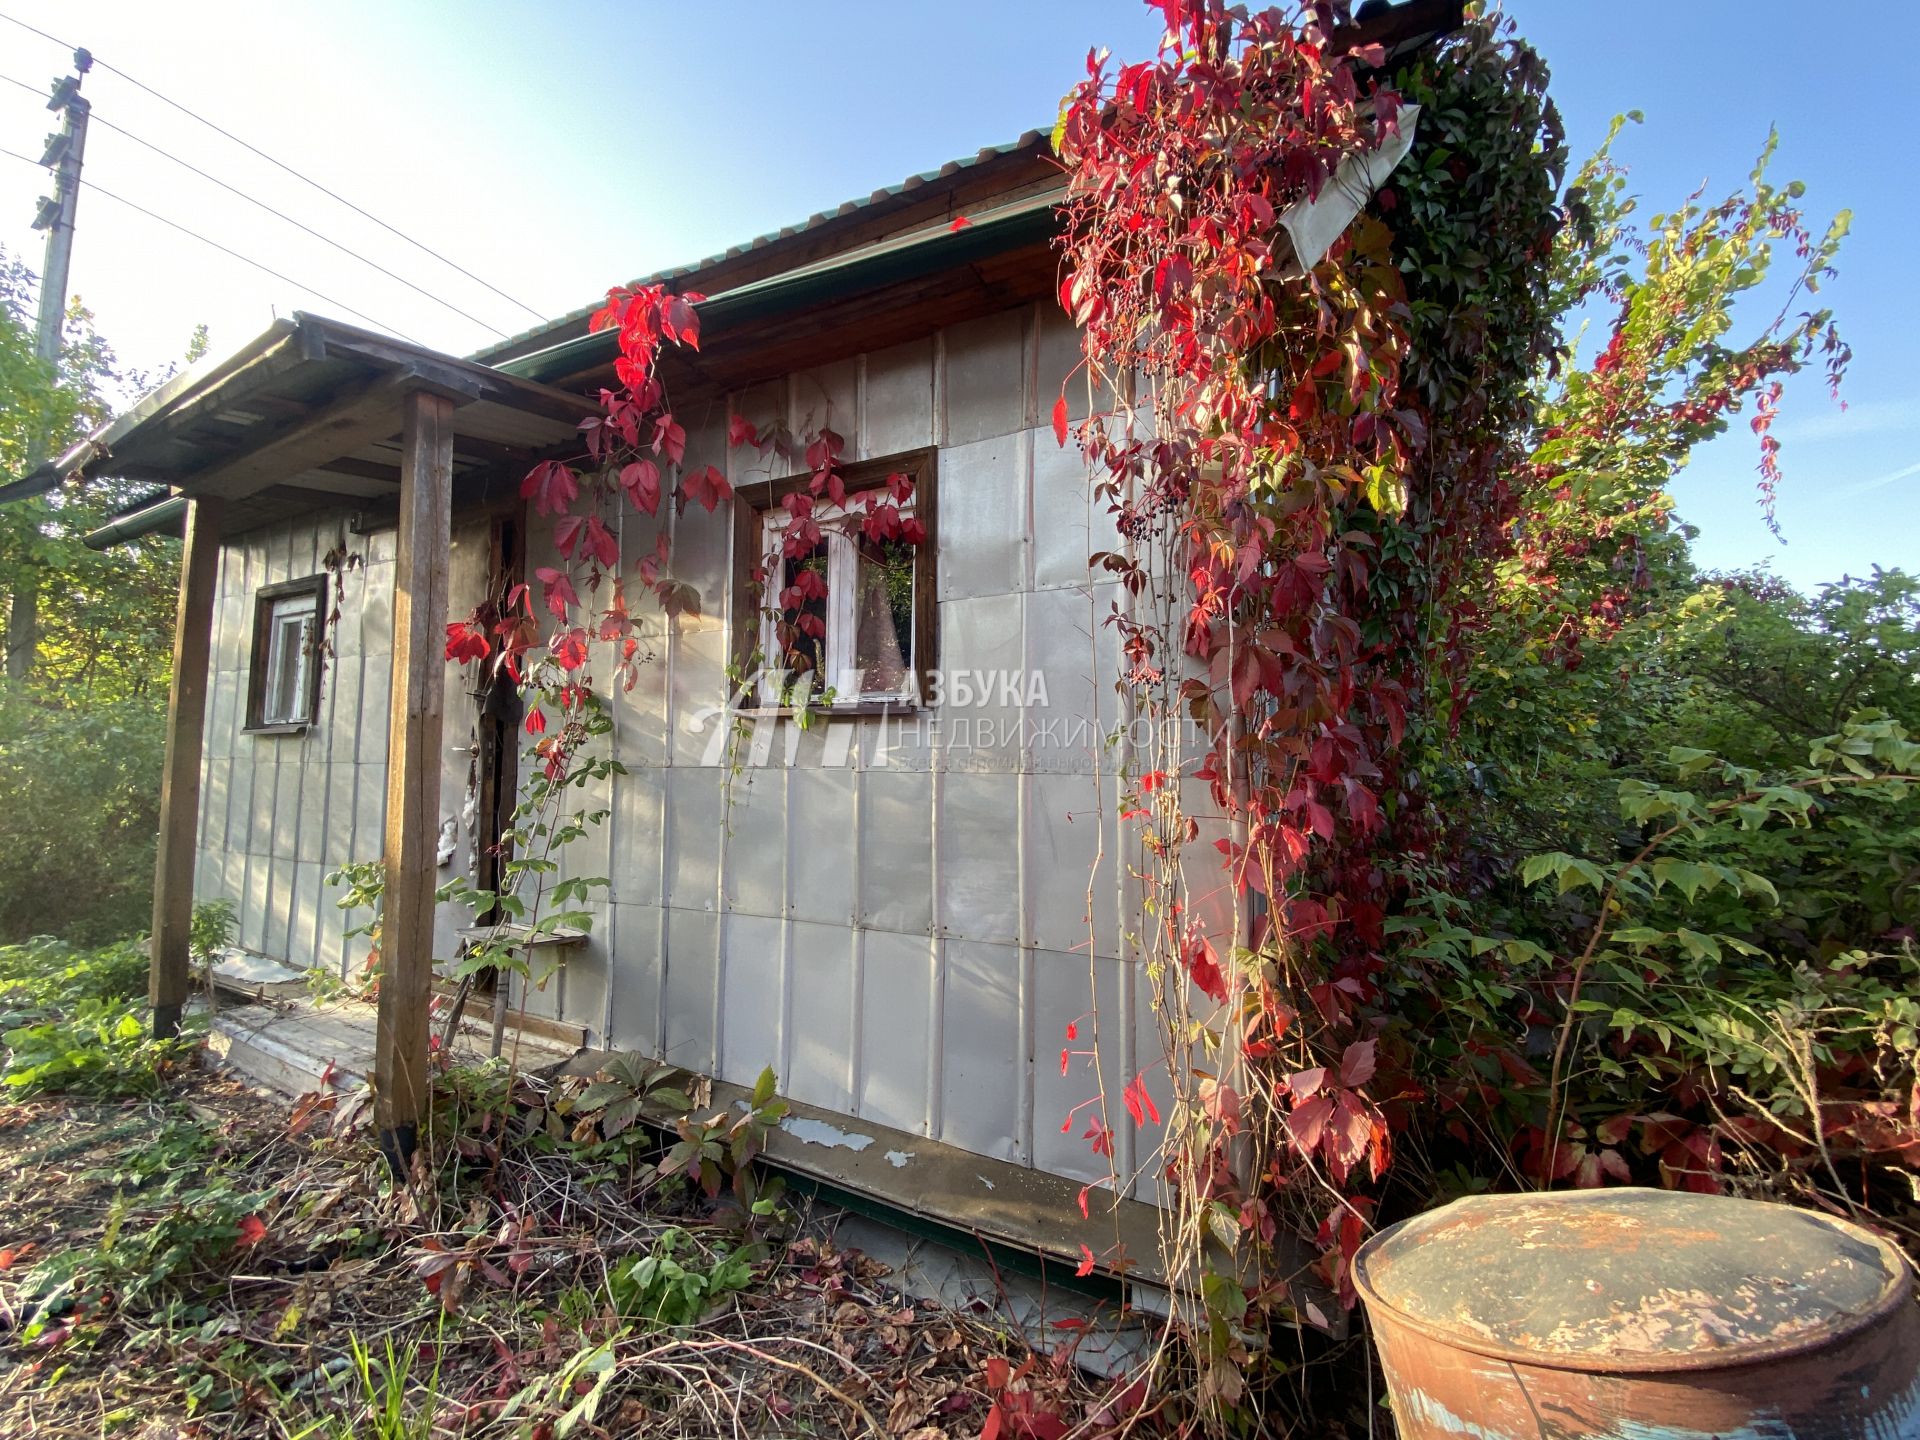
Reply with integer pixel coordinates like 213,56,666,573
736,449,936,711
247,577,326,731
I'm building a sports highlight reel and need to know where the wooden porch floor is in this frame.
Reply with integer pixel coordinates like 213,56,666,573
202,993,580,1098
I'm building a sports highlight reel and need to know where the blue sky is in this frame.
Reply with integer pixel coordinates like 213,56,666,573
0,1,1911,591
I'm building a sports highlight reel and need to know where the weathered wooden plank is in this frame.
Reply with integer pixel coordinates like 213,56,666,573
372,389,454,1169
190,370,407,499
150,495,225,1039
316,323,591,428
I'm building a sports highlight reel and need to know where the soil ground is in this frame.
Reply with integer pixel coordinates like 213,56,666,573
0,1064,1112,1438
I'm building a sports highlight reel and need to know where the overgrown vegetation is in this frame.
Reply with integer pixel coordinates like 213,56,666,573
0,245,197,945
0,931,1083,1438
0,934,196,1097
3,4,1917,1437
1045,1,1912,1431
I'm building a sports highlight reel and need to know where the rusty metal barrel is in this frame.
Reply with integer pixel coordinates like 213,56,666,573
1353,1187,1920,1438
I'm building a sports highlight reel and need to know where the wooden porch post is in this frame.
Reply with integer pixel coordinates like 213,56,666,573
151,495,224,1039
374,389,454,1171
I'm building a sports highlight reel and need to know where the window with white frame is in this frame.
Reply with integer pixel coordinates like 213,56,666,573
247,577,325,730
740,449,936,710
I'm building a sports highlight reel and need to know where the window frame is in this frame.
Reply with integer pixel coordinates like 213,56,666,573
732,447,938,714
244,574,328,734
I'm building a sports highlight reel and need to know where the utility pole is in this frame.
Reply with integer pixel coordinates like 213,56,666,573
6,47,91,683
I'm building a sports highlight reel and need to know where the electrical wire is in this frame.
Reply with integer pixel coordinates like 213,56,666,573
2,68,504,334
0,69,47,101
0,143,424,341
0,9,548,325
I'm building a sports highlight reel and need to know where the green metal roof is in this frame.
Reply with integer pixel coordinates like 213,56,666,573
471,130,1052,367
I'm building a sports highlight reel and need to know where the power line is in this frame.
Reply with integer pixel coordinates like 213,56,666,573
2,69,509,337
0,80,514,338
0,9,548,325
0,69,48,102
0,143,423,341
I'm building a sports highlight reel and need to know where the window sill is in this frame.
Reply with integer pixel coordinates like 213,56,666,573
243,722,312,737
737,701,924,720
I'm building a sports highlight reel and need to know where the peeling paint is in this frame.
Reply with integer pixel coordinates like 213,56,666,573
1361,1190,1920,1440
977,1175,995,1190
780,1117,875,1153
1606,1416,1798,1440
1398,1388,1519,1440
884,1150,914,1169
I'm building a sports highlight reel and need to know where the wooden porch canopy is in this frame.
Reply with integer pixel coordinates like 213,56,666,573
13,311,592,1167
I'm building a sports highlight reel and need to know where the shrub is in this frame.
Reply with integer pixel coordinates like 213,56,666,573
0,933,147,1019
0,916,225,1098
0,690,165,946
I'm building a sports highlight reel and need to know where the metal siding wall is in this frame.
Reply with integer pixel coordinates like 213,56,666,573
581,301,1151,1184
192,510,519,998
549,300,1205,1193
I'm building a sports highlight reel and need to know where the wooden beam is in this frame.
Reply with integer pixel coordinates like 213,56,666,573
317,325,592,428
373,390,454,1171
314,457,402,483
190,370,403,499
150,496,224,1038
192,364,483,501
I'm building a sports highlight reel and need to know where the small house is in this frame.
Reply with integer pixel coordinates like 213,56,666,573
6,0,1453,1277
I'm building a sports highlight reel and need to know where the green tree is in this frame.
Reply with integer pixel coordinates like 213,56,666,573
1440,119,1851,869
0,246,196,941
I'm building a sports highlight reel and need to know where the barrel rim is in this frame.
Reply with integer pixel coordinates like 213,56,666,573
1352,1189,1915,1374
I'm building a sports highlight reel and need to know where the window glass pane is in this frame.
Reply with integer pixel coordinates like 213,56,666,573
262,592,317,724
774,541,830,689
852,535,915,696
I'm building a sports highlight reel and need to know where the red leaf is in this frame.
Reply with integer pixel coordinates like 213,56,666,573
520,460,578,517
1076,1244,1097,1277
524,708,546,736
619,459,661,515
444,622,490,664
554,629,589,672
583,515,619,570
727,413,761,450
553,513,587,559
1286,1092,1334,1154
1051,394,1070,448
1076,1185,1090,1219
664,294,700,351
949,215,973,231
1082,1118,1113,1157
235,1214,268,1250
804,429,844,471
682,464,732,513
652,414,687,465
1289,1066,1329,1102
1184,932,1227,1003
1126,1072,1161,1127
1339,1039,1377,1089
535,566,579,620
